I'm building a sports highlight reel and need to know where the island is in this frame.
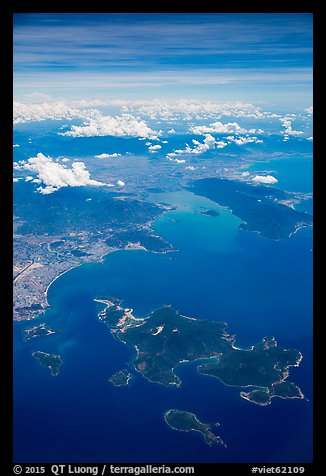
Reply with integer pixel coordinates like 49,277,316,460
164,409,226,447
32,351,63,376
189,178,312,240
96,298,304,404
97,299,229,387
109,370,133,387
198,336,303,404
240,381,304,406
199,208,221,217
22,323,57,341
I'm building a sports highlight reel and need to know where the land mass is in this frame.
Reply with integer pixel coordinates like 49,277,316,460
164,409,226,447
188,177,312,240
96,299,303,404
32,351,62,376
14,184,173,320
23,323,57,342
109,370,133,387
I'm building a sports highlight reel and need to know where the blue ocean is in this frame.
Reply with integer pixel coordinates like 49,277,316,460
13,158,313,463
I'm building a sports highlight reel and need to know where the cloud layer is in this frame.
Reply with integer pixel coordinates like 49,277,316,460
14,152,106,194
13,102,159,139
190,121,247,135
13,101,84,124
60,113,158,139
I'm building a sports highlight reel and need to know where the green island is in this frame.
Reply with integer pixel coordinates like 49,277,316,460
96,298,304,404
32,351,63,376
240,381,304,406
23,323,57,342
197,336,303,405
189,177,312,240
109,370,133,387
164,409,226,447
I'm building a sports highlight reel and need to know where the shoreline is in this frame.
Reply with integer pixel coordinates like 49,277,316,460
44,263,83,299
14,198,175,322
38,236,174,320
95,298,305,400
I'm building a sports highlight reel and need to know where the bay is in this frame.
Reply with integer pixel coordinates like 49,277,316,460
14,187,313,463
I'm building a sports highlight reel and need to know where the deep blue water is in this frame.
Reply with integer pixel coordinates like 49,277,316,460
248,155,313,194
13,167,313,463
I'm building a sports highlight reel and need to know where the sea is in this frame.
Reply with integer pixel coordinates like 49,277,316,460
13,156,313,463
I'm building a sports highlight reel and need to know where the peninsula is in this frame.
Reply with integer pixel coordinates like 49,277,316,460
189,177,312,240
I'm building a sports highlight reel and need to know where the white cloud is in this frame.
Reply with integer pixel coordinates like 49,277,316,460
224,135,262,145
13,178,19,182
242,171,250,176
185,166,196,170
13,101,85,124
15,152,106,194
25,176,34,182
233,136,263,145
13,99,281,135
305,106,313,115
252,175,278,184
190,121,247,135
216,141,228,149
13,144,20,148
248,128,264,134
123,99,267,122
60,112,158,139
175,159,186,164
148,144,162,153
14,101,158,139
37,185,58,195
61,158,70,162
95,152,121,159
306,136,313,141
191,134,217,153
117,180,126,187
14,161,24,170
167,134,217,161
280,115,304,140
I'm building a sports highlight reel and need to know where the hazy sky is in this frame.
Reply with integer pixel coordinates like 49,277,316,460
13,13,313,107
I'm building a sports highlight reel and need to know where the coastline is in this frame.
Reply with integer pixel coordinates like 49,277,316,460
163,409,226,448
44,264,83,300
189,185,313,241
25,226,175,322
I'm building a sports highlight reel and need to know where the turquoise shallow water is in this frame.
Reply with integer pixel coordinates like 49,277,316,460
13,186,313,463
